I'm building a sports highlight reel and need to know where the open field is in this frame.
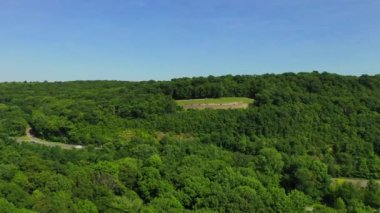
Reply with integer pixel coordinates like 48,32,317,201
176,97,254,110
332,178,380,188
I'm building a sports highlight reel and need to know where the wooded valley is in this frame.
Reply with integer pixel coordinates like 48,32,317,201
0,72,380,212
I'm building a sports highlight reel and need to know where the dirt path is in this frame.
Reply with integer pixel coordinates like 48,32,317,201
16,127,85,150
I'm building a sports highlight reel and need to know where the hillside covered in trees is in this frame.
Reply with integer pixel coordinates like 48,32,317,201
1,72,380,212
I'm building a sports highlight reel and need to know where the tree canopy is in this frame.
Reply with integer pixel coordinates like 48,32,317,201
0,72,380,212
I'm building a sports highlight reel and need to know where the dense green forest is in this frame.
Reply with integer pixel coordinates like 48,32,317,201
1,72,380,212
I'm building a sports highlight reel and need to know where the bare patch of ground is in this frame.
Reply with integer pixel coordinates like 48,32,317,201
332,178,380,188
183,102,249,110
176,97,254,110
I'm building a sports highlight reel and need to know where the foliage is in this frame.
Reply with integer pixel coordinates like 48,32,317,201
0,72,380,211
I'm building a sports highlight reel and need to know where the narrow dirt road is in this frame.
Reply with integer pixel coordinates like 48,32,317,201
16,127,85,150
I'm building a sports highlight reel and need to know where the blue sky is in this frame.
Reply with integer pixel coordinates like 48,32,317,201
0,0,379,81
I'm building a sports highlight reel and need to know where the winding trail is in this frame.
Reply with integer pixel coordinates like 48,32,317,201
16,127,85,150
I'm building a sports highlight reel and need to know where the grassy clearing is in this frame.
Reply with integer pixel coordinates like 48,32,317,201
332,178,380,188
176,97,254,110
176,97,254,106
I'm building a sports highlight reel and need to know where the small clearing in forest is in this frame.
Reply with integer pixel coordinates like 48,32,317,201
176,97,254,110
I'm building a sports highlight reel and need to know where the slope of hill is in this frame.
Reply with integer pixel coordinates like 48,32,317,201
0,72,380,212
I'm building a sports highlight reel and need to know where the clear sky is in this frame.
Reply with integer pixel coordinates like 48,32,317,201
0,0,379,81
